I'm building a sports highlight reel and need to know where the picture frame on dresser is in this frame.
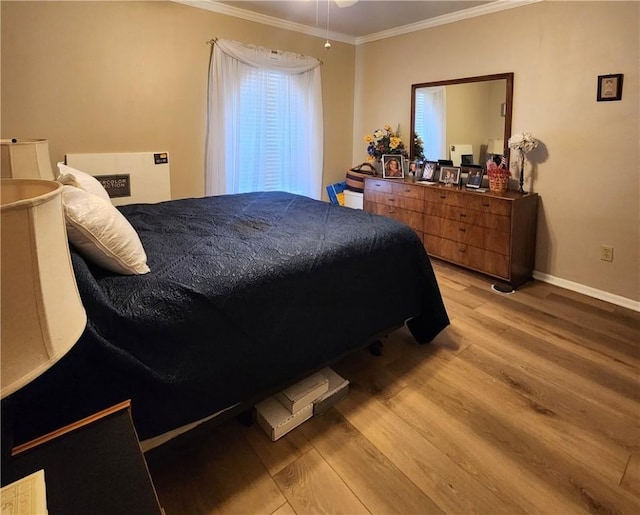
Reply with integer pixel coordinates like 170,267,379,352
420,161,438,182
409,160,423,178
439,166,460,185
464,167,484,189
382,155,404,179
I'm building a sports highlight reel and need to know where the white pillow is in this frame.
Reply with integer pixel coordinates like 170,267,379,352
61,185,150,275
57,162,111,203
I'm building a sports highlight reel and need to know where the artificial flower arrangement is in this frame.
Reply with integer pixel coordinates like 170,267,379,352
364,124,409,161
508,132,538,154
508,131,538,170
508,132,538,192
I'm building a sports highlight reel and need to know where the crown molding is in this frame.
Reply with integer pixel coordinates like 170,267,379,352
355,0,543,45
172,0,356,45
172,0,542,47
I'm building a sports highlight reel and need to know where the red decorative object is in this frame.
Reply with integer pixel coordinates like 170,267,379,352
486,159,511,193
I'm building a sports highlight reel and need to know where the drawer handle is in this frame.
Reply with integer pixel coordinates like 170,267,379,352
482,203,490,208
439,195,447,199
388,198,395,202
387,207,395,213
459,228,466,233
457,247,466,253
459,213,467,218
404,187,411,192
375,184,382,188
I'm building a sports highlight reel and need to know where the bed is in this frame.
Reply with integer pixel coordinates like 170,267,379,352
11,191,449,446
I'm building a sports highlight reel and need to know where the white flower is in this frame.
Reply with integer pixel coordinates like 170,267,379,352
508,132,538,153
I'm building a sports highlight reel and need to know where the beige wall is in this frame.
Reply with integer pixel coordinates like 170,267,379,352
3,1,639,304
353,1,639,303
446,81,499,163
1,1,355,200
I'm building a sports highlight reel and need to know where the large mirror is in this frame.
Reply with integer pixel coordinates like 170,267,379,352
410,73,513,166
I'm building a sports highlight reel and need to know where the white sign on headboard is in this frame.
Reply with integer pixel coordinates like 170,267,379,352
65,152,171,206
449,144,474,167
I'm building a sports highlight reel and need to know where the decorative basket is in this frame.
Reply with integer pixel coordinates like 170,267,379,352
346,162,378,192
488,174,509,193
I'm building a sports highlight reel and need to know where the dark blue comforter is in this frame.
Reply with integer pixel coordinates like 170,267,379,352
12,192,448,442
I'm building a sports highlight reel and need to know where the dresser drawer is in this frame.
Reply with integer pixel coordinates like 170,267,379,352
425,202,511,232
424,235,509,279
391,182,425,200
366,191,424,213
425,219,510,255
364,178,392,194
365,201,424,233
463,195,511,216
424,188,464,208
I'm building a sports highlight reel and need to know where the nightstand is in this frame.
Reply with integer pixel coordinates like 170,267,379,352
1,400,163,515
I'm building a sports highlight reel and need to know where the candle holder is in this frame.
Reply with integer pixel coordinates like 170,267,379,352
518,160,526,194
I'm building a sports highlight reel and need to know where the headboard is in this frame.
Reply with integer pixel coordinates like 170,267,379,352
65,152,171,206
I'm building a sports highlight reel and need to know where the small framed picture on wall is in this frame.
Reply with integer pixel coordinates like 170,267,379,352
597,73,623,101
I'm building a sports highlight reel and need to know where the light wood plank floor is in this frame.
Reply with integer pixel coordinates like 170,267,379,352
146,260,640,514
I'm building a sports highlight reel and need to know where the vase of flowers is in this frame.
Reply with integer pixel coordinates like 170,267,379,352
486,158,511,193
364,124,409,175
508,132,538,193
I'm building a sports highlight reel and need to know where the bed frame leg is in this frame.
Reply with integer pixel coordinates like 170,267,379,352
368,340,383,356
236,409,254,427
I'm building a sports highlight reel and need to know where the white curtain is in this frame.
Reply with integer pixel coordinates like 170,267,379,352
206,39,323,199
415,86,446,161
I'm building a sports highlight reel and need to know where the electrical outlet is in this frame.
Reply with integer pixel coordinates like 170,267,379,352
600,245,614,262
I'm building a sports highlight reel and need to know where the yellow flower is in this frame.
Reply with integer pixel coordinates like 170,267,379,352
365,123,408,161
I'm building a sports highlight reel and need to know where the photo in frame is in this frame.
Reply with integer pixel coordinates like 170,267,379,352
439,166,461,185
382,154,404,178
597,73,623,101
465,167,484,189
420,161,438,182
409,160,423,178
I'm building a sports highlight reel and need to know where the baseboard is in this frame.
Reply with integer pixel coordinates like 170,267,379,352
532,271,640,312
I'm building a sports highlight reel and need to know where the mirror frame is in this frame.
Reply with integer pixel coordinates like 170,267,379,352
410,72,514,163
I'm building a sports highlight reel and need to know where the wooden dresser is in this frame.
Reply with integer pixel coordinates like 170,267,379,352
364,177,538,289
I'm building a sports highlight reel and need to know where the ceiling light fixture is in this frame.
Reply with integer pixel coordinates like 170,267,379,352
318,0,357,50
324,0,331,50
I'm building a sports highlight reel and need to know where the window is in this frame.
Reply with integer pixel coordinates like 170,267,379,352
414,86,446,162
235,69,307,193
206,40,323,199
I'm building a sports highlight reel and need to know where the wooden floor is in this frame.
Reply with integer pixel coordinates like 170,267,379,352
146,260,640,515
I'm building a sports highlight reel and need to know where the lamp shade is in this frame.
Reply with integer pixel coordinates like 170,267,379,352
487,139,505,155
1,139,55,180
1,179,86,398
